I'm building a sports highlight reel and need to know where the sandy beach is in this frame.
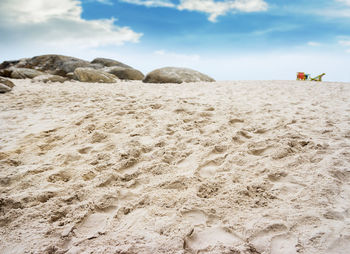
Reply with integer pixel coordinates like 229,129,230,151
0,79,350,253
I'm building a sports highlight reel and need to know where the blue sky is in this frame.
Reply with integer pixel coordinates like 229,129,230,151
1,0,350,81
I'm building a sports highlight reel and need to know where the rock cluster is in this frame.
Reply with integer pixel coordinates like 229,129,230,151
0,54,215,85
0,54,144,83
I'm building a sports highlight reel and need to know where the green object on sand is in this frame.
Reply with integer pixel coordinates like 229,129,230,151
310,73,326,82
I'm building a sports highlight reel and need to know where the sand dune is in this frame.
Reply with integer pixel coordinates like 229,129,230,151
0,80,350,253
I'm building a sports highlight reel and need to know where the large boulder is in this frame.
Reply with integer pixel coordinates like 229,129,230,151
10,68,45,79
74,68,118,83
23,55,92,76
143,67,215,83
91,58,132,68
105,66,144,80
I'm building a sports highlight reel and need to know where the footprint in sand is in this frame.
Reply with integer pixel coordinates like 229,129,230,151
73,210,114,239
326,236,350,254
81,171,96,181
198,161,218,177
270,234,298,254
197,155,226,178
268,173,306,197
184,226,243,252
176,153,198,176
47,170,72,183
248,146,274,156
181,209,209,226
249,223,294,253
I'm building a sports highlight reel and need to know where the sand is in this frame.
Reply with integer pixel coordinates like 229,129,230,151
0,79,349,254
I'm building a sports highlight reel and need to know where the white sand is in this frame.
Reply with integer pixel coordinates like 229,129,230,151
0,79,349,253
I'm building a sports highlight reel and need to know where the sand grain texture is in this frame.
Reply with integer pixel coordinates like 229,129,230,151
0,80,350,253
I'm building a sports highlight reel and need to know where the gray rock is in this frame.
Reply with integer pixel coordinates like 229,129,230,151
74,68,118,83
143,67,215,83
0,69,13,78
11,58,30,68
10,68,45,79
91,58,132,68
18,55,92,77
0,77,15,88
0,60,20,69
105,66,144,80
0,83,11,93
1,55,135,79
61,60,92,74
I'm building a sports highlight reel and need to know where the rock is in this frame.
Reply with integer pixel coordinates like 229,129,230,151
0,77,14,93
0,69,13,78
10,68,45,79
91,58,132,68
74,68,118,83
10,58,30,68
143,67,215,83
0,83,11,93
17,55,92,77
105,67,144,80
1,55,134,79
0,60,20,69
60,61,92,74
0,77,15,88
32,74,68,83
0,55,97,77
66,72,75,79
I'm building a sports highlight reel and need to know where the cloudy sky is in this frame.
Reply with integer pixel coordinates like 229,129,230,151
1,0,350,81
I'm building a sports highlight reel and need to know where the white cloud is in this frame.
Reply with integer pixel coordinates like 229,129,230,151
178,0,268,22
0,0,82,24
339,39,350,53
154,49,200,61
0,0,142,50
339,40,350,46
96,0,114,5
120,0,175,7
307,41,321,47
120,0,268,22
336,0,350,6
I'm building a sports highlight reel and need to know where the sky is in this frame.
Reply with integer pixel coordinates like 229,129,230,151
0,0,350,81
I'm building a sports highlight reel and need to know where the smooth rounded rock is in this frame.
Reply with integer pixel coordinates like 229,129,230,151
74,68,118,83
10,68,45,79
105,67,144,80
14,55,94,77
91,58,132,68
143,67,215,83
